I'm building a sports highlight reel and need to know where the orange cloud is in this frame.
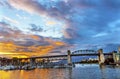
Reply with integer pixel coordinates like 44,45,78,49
46,21,56,25
0,21,68,58
53,41,66,46
30,35,40,41
0,39,67,58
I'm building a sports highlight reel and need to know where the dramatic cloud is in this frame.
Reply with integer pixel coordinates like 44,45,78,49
29,24,43,32
61,0,120,45
0,21,21,40
0,21,69,57
1,0,120,57
8,0,46,15
5,0,120,43
8,0,71,18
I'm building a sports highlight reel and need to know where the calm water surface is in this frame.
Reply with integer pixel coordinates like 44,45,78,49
0,64,120,79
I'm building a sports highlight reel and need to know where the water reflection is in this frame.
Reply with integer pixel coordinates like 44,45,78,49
0,68,72,79
0,64,120,79
100,65,107,79
100,65,120,79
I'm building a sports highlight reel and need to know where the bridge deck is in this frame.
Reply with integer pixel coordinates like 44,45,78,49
30,53,112,59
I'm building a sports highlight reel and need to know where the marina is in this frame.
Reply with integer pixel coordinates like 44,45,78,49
0,64,120,79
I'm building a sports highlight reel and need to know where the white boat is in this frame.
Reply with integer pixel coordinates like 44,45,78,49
2,65,16,70
22,65,35,70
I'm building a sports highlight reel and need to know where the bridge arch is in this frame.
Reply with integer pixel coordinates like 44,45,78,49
72,49,97,54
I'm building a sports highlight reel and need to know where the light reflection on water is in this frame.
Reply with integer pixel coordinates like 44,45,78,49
0,64,120,79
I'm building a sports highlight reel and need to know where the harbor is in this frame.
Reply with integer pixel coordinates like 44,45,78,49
1,64,120,79
0,47,120,70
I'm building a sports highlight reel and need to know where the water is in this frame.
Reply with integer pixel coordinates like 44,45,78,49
0,64,120,79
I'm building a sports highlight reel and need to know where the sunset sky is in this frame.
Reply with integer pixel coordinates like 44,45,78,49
0,0,120,58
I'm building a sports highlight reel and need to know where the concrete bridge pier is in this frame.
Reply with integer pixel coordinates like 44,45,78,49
113,51,117,64
98,49,105,65
118,46,120,53
67,50,72,65
113,47,120,65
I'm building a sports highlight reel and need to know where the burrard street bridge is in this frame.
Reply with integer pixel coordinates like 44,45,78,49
18,48,119,66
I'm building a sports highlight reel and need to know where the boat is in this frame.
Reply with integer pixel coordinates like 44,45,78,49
22,65,35,70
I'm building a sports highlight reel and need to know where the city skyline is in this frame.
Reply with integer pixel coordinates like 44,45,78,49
0,0,120,58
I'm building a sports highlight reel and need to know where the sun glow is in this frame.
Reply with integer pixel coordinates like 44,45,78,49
0,52,29,58
0,52,17,55
0,38,67,58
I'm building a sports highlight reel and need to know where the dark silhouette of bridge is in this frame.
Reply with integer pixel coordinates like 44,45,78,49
19,49,114,66
31,53,112,59
30,49,112,59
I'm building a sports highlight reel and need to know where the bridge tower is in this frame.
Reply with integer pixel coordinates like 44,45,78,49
98,49,105,65
118,46,120,53
67,50,72,65
113,47,120,65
